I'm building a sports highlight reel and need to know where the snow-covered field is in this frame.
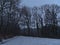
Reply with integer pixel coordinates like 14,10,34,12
1,36,60,45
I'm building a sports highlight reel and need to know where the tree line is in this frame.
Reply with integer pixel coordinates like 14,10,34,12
0,0,60,39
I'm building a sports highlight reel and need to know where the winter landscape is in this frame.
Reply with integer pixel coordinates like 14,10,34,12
0,0,60,45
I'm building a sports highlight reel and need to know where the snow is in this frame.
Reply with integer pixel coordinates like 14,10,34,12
1,36,60,45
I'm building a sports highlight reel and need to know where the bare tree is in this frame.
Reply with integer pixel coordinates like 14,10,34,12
21,6,31,35
32,7,43,36
0,0,21,39
41,4,60,37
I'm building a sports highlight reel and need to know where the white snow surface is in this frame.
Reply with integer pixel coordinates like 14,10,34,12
1,36,60,45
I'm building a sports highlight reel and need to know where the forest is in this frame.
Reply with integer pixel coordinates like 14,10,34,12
0,0,60,39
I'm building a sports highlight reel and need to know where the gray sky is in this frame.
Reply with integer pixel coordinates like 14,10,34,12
20,0,60,7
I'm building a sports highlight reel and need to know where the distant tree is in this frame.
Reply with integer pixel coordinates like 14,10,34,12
21,6,31,35
41,4,60,37
32,7,43,36
50,5,59,37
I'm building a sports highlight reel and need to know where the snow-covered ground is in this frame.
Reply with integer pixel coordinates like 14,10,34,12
1,36,60,45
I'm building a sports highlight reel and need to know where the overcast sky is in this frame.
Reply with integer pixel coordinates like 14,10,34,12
20,0,60,7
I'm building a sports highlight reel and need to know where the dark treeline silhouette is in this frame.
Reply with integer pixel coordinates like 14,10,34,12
0,0,20,41
1,0,60,41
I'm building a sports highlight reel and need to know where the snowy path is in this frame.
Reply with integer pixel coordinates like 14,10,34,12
1,36,60,45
